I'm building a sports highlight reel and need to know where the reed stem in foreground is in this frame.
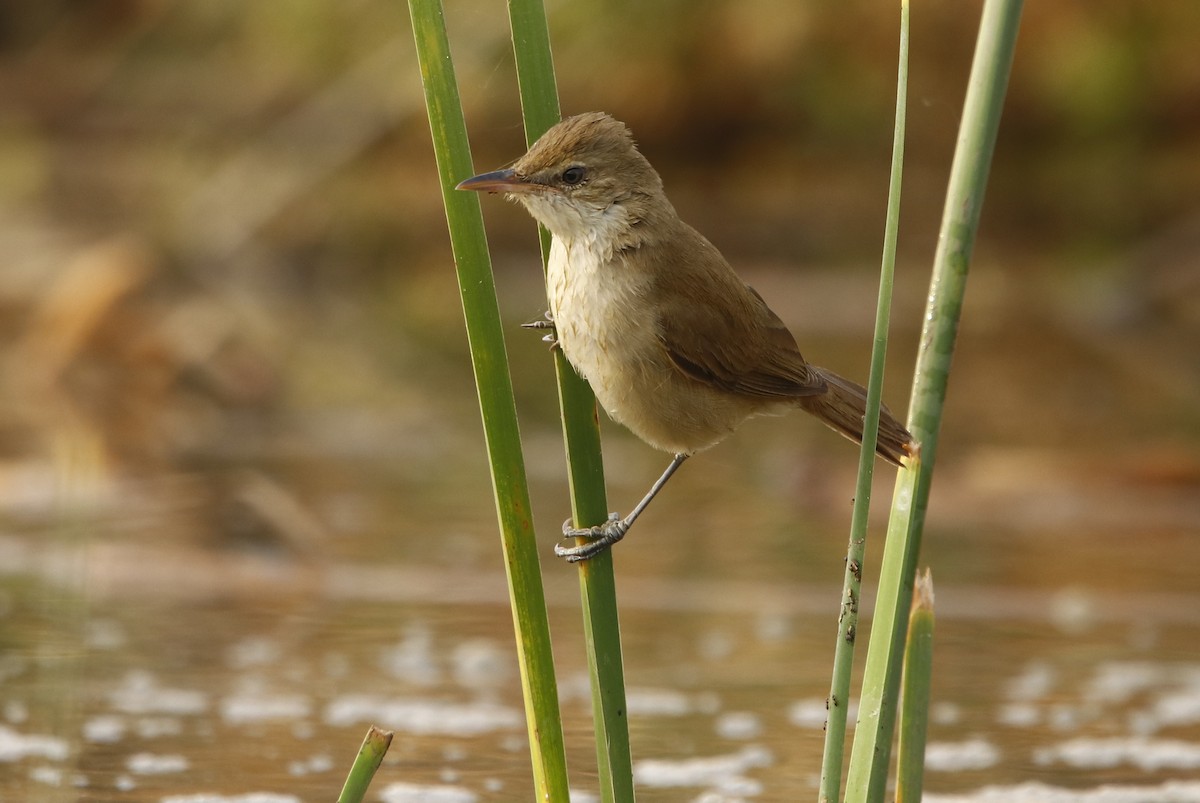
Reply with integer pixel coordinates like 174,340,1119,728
896,570,935,803
844,0,1024,799
336,726,393,803
817,1,910,799
409,2,570,798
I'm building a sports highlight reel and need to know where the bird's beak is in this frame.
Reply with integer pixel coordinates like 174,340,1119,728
456,168,541,194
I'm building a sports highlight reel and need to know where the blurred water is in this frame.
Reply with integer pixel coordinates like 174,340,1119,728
2,269,1197,801
2,467,1200,802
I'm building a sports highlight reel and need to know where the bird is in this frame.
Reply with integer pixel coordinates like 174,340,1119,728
458,112,913,562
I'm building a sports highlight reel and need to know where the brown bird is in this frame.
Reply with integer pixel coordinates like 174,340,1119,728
459,112,912,562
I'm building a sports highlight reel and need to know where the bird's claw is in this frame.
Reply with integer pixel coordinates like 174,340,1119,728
521,312,559,351
555,513,628,563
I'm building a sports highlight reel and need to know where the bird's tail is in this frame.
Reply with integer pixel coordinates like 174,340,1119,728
798,367,913,466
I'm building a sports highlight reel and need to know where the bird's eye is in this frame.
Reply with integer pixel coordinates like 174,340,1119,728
561,166,586,185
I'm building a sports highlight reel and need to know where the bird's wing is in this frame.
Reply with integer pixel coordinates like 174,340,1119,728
649,234,827,399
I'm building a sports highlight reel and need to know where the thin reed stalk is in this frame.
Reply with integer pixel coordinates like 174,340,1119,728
843,0,1025,800
817,1,910,799
896,570,935,803
505,2,636,800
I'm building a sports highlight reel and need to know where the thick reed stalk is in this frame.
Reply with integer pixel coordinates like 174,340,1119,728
409,2,570,799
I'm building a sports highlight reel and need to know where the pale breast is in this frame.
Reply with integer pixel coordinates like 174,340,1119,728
547,236,658,413
546,236,765,454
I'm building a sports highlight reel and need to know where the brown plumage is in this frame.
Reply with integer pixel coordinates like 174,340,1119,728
459,112,913,560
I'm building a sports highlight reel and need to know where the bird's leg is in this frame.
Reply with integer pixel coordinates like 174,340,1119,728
521,310,558,351
555,453,690,563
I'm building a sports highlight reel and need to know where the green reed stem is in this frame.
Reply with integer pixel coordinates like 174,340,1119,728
817,2,909,800
506,2,635,800
896,570,935,803
409,2,569,799
336,726,393,803
844,0,1024,800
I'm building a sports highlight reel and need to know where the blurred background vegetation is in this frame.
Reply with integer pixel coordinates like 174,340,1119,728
0,0,1197,568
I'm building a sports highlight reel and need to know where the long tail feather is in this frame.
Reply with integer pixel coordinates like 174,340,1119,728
799,367,913,465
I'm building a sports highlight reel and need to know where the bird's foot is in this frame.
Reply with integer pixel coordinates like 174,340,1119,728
555,513,629,563
521,312,559,351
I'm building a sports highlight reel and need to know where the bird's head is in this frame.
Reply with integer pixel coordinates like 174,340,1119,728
458,112,670,246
